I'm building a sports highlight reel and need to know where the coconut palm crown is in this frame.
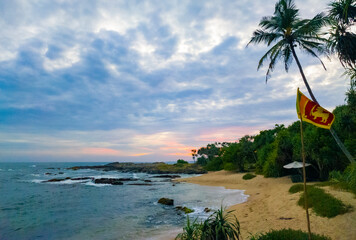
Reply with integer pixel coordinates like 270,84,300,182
327,0,356,69
247,0,329,102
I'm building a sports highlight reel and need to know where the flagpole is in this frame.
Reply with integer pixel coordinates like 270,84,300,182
299,116,312,240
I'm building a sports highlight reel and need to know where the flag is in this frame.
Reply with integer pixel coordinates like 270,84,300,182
296,88,335,129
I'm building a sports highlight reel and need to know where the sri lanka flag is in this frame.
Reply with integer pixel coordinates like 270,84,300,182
296,88,335,129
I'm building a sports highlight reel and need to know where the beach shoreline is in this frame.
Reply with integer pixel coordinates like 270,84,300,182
173,170,356,240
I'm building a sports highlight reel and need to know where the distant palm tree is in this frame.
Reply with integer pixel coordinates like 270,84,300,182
327,0,356,69
248,0,354,162
247,0,328,103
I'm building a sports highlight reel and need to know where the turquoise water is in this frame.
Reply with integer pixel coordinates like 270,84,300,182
0,162,248,240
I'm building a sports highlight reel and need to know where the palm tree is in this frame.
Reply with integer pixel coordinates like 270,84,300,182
247,0,328,102
327,0,356,69
248,0,354,162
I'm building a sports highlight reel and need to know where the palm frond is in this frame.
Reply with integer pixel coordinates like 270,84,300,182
283,45,293,72
298,42,327,70
295,13,329,37
247,30,283,46
329,0,356,25
256,40,284,70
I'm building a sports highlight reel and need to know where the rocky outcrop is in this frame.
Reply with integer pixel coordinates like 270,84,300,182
44,177,71,182
175,206,194,214
204,207,212,213
158,198,174,205
94,178,123,185
152,175,181,178
68,162,207,174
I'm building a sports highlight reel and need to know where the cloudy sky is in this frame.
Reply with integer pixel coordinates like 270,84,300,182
0,0,350,162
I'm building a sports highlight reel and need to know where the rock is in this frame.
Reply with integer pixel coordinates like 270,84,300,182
144,180,152,182
175,206,194,214
94,178,123,185
127,183,153,186
152,175,181,179
204,207,212,213
45,173,52,175
158,198,174,206
44,177,70,182
118,178,136,181
71,177,94,181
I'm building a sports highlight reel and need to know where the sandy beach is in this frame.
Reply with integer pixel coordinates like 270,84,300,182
174,171,356,240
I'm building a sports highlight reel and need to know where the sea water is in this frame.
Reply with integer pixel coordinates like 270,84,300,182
0,162,248,240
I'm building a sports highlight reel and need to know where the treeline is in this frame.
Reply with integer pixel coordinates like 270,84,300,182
193,89,355,181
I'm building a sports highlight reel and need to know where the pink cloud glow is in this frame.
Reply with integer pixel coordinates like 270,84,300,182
81,148,122,156
196,126,266,143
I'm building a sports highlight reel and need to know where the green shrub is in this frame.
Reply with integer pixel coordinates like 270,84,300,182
263,159,281,178
289,184,305,194
344,162,356,194
224,162,236,171
243,173,256,180
176,207,241,240
204,157,223,171
297,185,351,218
175,217,201,240
176,159,188,165
328,163,356,195
249,228,331,240
201,207,241,240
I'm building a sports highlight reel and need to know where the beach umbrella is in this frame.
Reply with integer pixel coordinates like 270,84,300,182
283,161,311,169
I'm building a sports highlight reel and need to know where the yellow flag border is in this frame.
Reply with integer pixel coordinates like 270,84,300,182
296,88,335,129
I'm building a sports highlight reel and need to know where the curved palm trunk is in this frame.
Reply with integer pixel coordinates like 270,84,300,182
290,45,318,103
290,44,355,163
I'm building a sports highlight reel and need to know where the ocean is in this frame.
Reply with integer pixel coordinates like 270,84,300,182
0,162,248,240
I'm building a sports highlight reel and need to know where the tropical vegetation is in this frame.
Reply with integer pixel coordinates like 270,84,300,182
289,184,352,217
191,0,355,182
249,228,331,240
192,88,354,181
175,207,241,240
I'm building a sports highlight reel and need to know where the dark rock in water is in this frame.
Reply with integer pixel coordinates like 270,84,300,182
45,173,52,175
94,178,123,185
204,207,212,213
58,172,64,174
158,198,174,206
152,175,181,179
44,177,71,182
117,178,136,181
127,183,153,186
144,179,152,182
175,206,194,214
69,166,81,171
71,177,94,181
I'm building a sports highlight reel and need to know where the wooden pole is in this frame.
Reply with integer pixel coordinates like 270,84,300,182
299,118,312,240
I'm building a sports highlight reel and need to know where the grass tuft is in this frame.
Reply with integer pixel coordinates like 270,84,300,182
249,228,331,240
243,173,256,180
289,184,352,218
289,183,305,193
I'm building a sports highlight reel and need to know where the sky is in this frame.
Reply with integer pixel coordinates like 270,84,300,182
0,0,351,162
